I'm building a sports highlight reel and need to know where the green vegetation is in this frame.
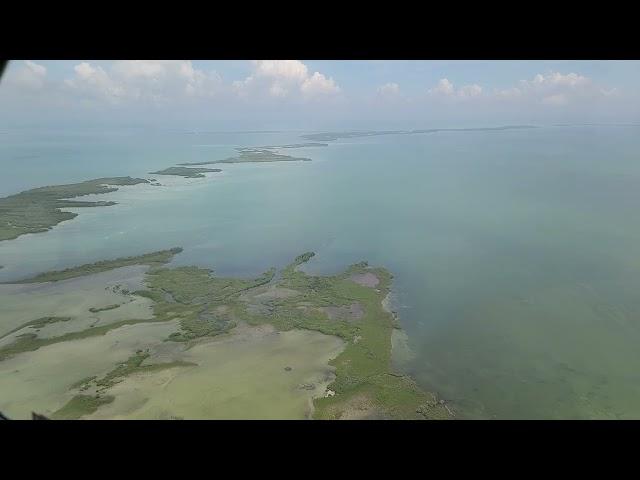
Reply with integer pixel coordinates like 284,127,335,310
11,247,182,283
0,316,73,340
0,318,163,361
140,266,276,342
149,167,222,178
89,304,121,313
301,125,537,142
232,253,450,419
93,350,195,391
261,142,328,149
302,130,401,141
69,376,97,390
0,177,148,242
51,394,115,419
1,246,448,419
132,250,447,419
178,148,310,166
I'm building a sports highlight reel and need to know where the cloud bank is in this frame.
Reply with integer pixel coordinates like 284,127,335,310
0,60,636,129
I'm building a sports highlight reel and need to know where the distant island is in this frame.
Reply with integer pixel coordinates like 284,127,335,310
302,125,538,142
178,148,311,166
261,142,329,149
149,167,222,178
0,126,539,243
0,177,148,242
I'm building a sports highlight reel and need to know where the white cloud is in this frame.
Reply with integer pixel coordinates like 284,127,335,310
377,82,400,95
458,84,482,98
269,83,289,98
234,60,340,99
429,78,455,96
528,72,589,88
112,60,169,79
25,60,46,77
4,60,48,90
65,60,222,105
253,60,309,82
65,62,126,103
487,72,619,109
428,78,482,99
507,72,599,106
300,72,340,97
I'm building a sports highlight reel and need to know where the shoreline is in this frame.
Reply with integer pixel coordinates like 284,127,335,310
0,134,455,420
0,249,451,420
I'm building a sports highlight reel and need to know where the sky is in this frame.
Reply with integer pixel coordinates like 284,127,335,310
1,60,639,131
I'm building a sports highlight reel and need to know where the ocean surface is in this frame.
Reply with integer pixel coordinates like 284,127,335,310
1,125,640,419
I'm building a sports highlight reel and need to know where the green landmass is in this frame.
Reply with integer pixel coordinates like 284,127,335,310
302,125,537,142
131,250,448,418
139,265,276,342
93,350,196,391
0,318,162,362
0,177,148,242
51,394,115,419
261,142,329,149
0,245,449,419
0,248,185,361
52,353,195,418
11,247,182,284
89,304,121,313
178,148,311,166
0,316,73,341
69,376,97,390
149,167,222,178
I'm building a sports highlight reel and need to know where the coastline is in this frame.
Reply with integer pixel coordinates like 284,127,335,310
0,134,458,419
0,248,451,419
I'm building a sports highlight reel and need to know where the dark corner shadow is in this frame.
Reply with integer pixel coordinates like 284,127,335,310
0,60,8,83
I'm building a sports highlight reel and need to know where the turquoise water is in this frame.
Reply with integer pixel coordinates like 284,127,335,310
2,126,640,419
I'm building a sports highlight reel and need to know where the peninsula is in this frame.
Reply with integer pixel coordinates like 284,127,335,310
0,177,149,242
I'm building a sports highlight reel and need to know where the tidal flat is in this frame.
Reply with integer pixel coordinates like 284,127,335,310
0,248,450,419
86,326,345,420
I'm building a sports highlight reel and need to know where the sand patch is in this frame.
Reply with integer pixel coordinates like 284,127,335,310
391,328,417,367
86,324,345,420
0,266,153,341
0,320,180,419
349,272,380,288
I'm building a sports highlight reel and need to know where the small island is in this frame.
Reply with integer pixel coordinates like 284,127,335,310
261,142,329,149
178,148,311,166
149,167,222,178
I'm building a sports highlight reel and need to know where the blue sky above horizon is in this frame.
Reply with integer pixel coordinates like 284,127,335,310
1,60,639,131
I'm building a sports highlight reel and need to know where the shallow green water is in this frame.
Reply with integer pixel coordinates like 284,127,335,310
2,125,640,419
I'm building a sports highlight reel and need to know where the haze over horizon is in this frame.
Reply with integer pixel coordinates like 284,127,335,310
1,60,639,131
